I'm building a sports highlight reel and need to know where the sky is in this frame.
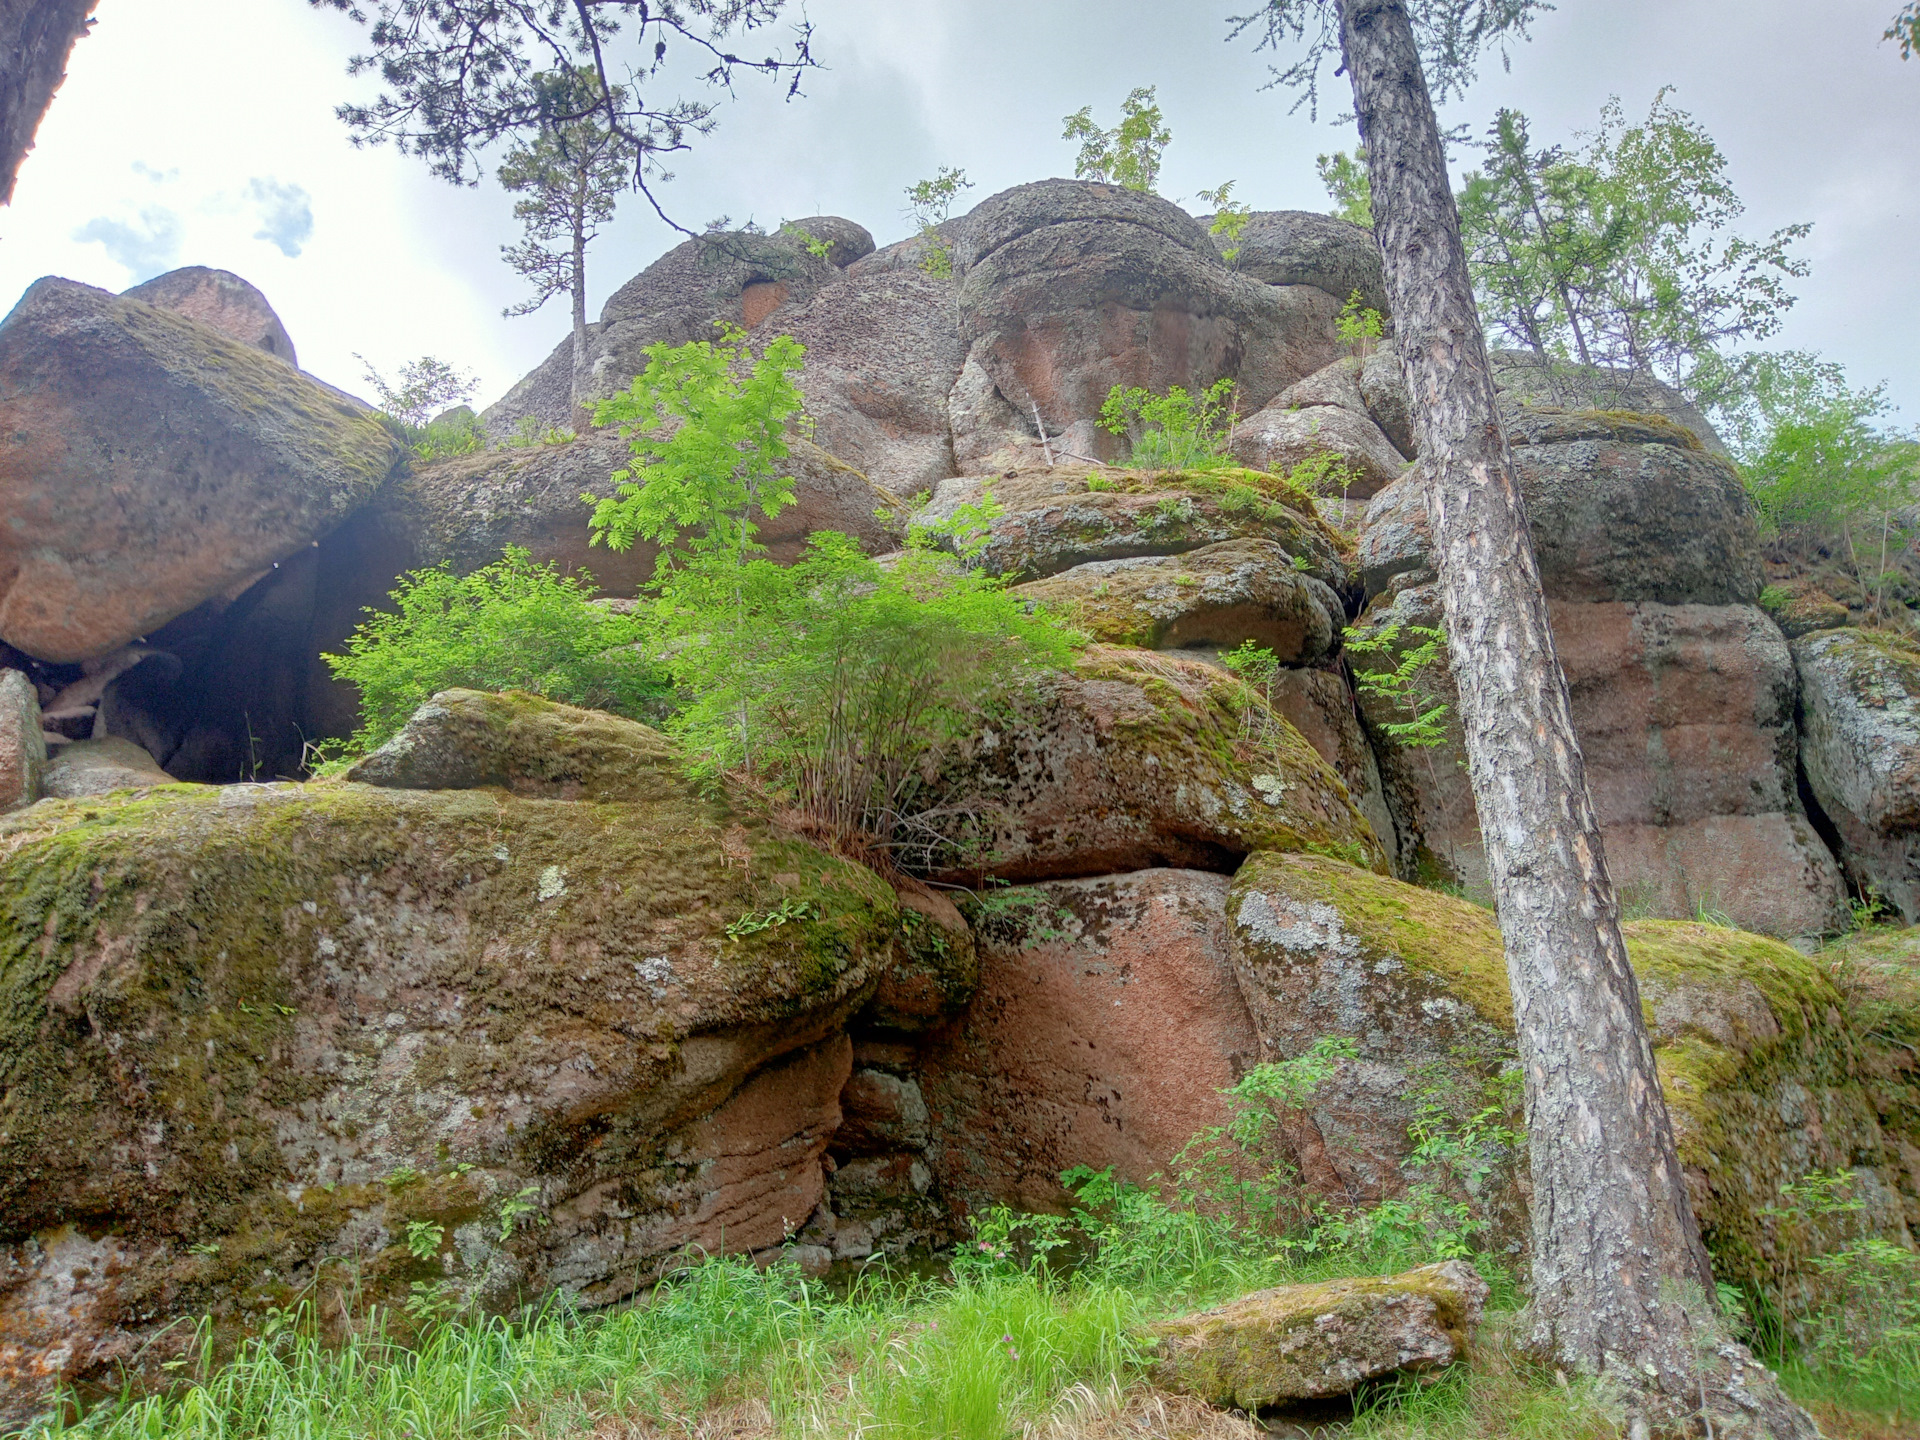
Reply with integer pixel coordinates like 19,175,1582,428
2,0,1914,421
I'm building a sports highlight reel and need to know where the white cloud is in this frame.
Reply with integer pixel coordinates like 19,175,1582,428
246,178,315,258
71,206,181,281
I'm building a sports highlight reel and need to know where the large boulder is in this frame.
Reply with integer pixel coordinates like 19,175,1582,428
1228,401,1409,498
749,263,965,496
1227,852,1911,1296
919,868,1258,1212
1357,409,1761,605
1010,539,1344,661
484,221,872,438
1794,628,1920,921
918,465,1350,590
0,668,45,811
0,277,400,663
1152,1261,1486,1408
40,735,178,798
1264,665,1396,860
0,694,899,1416
1209,209,1388,318
122,266,298,367
914,646,1388,885
1489,349,1729,456
1352,583,1848,936
952,181,1345,463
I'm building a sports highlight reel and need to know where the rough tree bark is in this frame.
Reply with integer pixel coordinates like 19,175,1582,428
1335,1,1814,1432
0,0,97,205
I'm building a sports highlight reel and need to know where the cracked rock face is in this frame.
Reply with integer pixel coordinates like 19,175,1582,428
1795,628,1920,920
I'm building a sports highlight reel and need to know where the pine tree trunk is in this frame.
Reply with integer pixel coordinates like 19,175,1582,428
569,217,589,413
1335,7,1813,1429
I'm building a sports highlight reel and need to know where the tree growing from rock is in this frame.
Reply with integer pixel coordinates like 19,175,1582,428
1062,86,1171,193
1229,1,1815,1432
1456,91,1809,401
356,353,479,426
498,67,636,408
904,165,974,279
307,0,817,231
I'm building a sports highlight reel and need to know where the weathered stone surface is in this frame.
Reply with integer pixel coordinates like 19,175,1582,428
0,277,400,662
1489,349,1729,455
1011,540,1343,660
918,466,1349,589
1228,401,1408,498
0,694,898,1415
0,668,45,811
1353,583,1847,935
1210,209,1389,318
954,181,1344,462
122,266,298,366
346,688,683,798
1152,1261,1486,1407
1227,852,1910,1290
921,869,1258,1212
40,735,179,798
1795,629,1920,921
862,886,978,1035
1358,342,1415,457
1264,665,1396,860
1273,354,1367,415
750,263,964,496
916,645,1387,884
1356,409,1761,605
386,430,905,599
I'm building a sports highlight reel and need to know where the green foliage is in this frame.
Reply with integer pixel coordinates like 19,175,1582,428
725,897,819,939
506,412,576,448
409,408,486,460
587,329,1077,856
1061,86,1170,193
1317,146,1374,226
1097,378,1240,470
1891,3,1920,57
497,1185,545,1243
1723,350,1920,620
1196,180,1253,263
587,324,807,562
1346,621,1452,749
904,166,974,279
1337,288,1386,350
777,221,832,260
356,353,480,428
1456,93,1810,398
320,547,666,755
404,1219,445,1262
496,67,634,331
969,885,1077,953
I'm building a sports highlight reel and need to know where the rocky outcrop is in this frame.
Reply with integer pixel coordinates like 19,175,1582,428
1228,401,1408,498
123,266,298,366
1357,409,1760,605
1489,349,1729,456
1152,1261,1486,1408
0,667,44,811
0,0,96,205
1795,628,1920,920
1227,852,1911,1295
952,181,1345,464
0,695,900,1413
919,465,1350,589
0,277,399,662
920,868,1257,1212
915,646,1387,885
1210,209,1388,318
1353,583,1847,936
1010,539,1344,661
1263,665,1395,861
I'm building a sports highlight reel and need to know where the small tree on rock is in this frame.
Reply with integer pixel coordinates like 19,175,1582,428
1062,86,1171,193
497,67,636,409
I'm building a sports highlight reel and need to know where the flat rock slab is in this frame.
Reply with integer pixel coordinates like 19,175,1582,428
0,277,399,662
1152,1260,1488,1408
40,736,177,798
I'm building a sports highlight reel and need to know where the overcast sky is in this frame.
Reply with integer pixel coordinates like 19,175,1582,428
2,0,1914,421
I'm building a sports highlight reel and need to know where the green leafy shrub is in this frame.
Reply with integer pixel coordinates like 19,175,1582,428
904,166,974,280
1345,621,1452,749
1061,86,1170,193
589,327,1078,858
1098,378,1239,470
356,354,480,427
410,409,486,460
1337,288,1386,353
1197,179,1252,263
320,547,666,755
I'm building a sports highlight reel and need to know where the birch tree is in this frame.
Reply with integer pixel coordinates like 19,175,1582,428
1229,2,1816,1431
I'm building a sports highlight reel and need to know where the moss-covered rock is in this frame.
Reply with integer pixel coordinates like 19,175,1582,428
1227,852,1909,1297
0,696,899,1414
1010,539,1344,659
0,277,401,663
1152,1260,1487,1407
1758,581,1850,640
917,464,1351,591
914,646,1387,884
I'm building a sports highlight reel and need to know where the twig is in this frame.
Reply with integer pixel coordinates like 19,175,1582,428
1032,399,1055,467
